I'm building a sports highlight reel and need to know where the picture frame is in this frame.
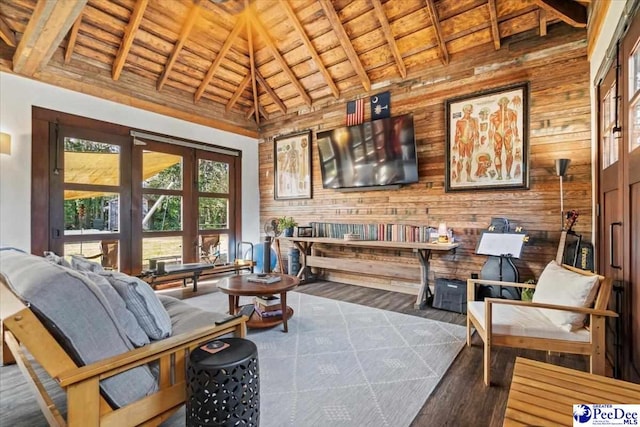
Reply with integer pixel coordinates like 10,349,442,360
297,226,313,237
274,130,312,200
445,82,529,192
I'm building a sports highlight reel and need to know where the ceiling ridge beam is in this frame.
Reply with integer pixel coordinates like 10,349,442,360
279,0,340,98
13,0,88,76
0,17,16,47
250,13,312,106
487,0,500,50
195,16,245,103
64,14,83,64
318,0,371,92
246,4,260,126
157,0,201,91
371,0,406,79
226,73,251,112
424,0,449,65
256,70,287,114
533,0,587,28
112,0,149,81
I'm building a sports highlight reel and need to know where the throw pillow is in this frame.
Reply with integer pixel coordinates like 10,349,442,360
532,261,600,331
100,271,172,340
85,272,150,347
70,254,104,273
43,251,72,268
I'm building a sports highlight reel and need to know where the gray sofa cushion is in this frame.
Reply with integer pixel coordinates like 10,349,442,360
158,294,228,336
0,249,157,408
70,255,104,273
85,272,150,348
99,271,172,340
43,251,71,268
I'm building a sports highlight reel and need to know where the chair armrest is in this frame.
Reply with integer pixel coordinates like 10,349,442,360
56,316,246,387
484,298,618,317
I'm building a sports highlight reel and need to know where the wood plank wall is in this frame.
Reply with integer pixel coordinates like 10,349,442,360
258,25,592,292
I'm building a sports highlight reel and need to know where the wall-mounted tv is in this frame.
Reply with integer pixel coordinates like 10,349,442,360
316,114,418,190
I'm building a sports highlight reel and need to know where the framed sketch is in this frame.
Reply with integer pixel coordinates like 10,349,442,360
445,82,529,192
274,130,312,200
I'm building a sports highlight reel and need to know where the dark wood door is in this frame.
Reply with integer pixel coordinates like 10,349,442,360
622,13,640,382
598,11,640,382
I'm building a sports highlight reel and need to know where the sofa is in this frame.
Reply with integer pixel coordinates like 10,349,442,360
0,248,247,426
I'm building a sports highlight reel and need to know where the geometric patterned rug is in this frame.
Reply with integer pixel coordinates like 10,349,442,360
164,291,467,427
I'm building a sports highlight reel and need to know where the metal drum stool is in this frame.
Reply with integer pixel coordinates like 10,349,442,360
186,337,260,426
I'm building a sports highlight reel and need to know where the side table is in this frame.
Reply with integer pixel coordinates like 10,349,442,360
186,338,260,426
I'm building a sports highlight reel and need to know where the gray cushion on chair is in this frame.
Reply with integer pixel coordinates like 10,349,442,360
158,294,228,336
0,249,158,408
99,271,172,340
85,272,150,347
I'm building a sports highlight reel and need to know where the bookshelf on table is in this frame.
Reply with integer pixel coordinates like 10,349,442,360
277,237,459,308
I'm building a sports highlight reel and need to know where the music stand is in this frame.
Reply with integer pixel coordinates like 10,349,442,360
476,232,526,259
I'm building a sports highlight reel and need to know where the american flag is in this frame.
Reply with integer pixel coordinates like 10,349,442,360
346,98,364,126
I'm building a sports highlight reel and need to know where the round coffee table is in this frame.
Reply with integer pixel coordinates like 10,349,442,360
217,274,299,332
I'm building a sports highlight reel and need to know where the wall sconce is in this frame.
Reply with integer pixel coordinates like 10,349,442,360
0,132,11,155
555,158,571,227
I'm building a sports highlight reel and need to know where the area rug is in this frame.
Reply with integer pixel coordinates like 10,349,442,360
163,291,467,427
0,292,466,427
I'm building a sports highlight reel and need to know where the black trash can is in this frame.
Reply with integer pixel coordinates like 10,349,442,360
186,337,259,426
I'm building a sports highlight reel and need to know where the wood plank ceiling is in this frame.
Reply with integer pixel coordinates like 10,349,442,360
0,0,589,136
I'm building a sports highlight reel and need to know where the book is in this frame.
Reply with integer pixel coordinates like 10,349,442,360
254,301,281,312
247,274,282,284
254,305,283,318
254,295,280,306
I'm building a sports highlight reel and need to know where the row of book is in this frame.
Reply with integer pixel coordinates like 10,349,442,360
254,295,283,318
309,222,440,243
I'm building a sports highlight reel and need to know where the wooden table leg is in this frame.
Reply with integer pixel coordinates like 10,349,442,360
228,295,238,315
280,292,288,333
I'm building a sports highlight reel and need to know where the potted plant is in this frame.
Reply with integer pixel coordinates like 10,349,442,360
277,216,298,237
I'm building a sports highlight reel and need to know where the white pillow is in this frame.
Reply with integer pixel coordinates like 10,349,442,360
532,261,600,331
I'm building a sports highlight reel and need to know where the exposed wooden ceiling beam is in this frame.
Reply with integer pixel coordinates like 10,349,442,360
539,8,548,36
64,15,82,64
246,106,255,120
256,70,287,114
0,17,16,47
157,0,201,91
195,16,245,103
318,0,371,92
226,73,251,112
371,0,406,79
424,0,449,65
279,0,339,98
258,105,268,120
13,0,88,76
250,14,312,106
112,0,149,81
487,0,501,50
247,9,260,125
533,0,587,28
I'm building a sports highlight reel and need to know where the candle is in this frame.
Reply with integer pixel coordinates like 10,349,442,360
438,223,449,243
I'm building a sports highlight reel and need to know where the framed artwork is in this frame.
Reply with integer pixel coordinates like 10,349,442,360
445,82,529,192
274,130,312,200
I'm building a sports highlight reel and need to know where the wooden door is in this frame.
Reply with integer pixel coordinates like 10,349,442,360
598,11,640,382
622,12,640,382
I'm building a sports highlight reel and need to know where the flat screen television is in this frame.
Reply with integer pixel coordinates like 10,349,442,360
316,114,418,189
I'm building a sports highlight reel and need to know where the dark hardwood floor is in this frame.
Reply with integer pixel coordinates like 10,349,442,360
164,277,589,427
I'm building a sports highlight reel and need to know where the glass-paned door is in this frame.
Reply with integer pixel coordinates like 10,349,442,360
50,125,131,271
197,152,235,265
140,144,187,270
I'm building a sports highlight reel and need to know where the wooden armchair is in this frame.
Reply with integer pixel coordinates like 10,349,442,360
466,263,616,386
1,278,247,426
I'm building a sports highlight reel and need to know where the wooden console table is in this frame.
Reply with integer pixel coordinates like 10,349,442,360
504,357,640,426
277,236,458,308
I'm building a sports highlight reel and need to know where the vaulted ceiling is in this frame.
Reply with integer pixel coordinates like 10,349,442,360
0,0,590,137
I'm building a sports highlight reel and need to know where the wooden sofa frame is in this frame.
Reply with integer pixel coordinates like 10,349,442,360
0,278,247,426
466,264,617,386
